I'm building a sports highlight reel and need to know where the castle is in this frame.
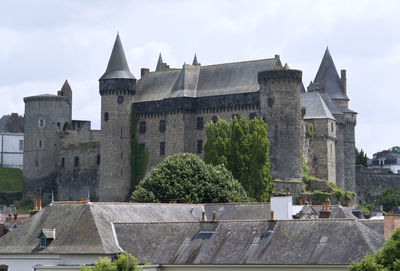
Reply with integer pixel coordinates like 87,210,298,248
22,34,356,202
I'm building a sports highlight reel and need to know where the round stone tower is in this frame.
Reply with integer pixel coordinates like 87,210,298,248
23,81,72,200
258,69,304,180
98,34,136,201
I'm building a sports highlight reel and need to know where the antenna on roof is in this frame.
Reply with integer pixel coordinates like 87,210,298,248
50,190,54,205
87,189,91,205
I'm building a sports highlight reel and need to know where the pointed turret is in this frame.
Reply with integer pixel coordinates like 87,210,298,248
156,53,163,71
192,53,200,65
314,48,348,100
61,80,71,91
99,34,135,80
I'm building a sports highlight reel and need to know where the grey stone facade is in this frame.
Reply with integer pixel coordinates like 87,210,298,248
22,35,357,202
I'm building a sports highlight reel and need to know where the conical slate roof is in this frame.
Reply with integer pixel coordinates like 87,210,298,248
192,53,200,65
314,48,348,100
99,34,135,80
155,53,163,72
61,80,71,91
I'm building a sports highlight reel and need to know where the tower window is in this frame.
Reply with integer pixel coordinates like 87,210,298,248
97,154,100,165
39,119,45,127
249,112,257,120
268,98,274,107
159,120,166,133
197,140,203,154
38,140,43,148
74,156,79,167
61,157,65,168
57,122,60,130
160,141,165,156
196,117,204,130
139,121,146,134
120,128,123,139
331,123,334,133
117,96,124,104
104,112,109,122
35,160,39,168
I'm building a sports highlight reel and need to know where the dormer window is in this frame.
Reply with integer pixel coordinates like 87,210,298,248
38,228,56,248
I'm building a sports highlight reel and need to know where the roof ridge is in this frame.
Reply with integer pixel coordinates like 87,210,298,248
202,57,276,68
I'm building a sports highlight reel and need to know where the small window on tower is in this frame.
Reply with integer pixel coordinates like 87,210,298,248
196,117,204,130
39,119,45,127
117,96,124,104
104,112,109,122
57,122,60,130
197,140,203,154
61,157,65,168
139,121,146,134
249,112,257,120
74,156,79,167
38,140,43,148
97,154,100,165
160,141,165,156
35,160,39,168
159,120,166,133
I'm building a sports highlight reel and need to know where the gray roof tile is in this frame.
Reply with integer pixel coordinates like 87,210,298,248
300,92,335,120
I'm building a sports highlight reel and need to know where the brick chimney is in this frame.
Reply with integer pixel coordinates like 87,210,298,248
10,113,19,133
319,200,331,218
384,215,400,240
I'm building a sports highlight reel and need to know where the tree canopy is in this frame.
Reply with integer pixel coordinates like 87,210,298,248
355,148,368,167
130,153,249,203
376,187,400,213
80,252,141,271
204,117,273,202
349,227,400,270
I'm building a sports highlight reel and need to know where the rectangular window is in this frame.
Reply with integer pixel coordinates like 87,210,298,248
196,117,204,130
19,140,23,151
159,120,166,133
232,114,240,120
61,157,65,168
139,121,146,134
249,112,257,120
197,140,203,154
39,119,44,127
57,122,60,130
212,115,218,123
97,154,100,165
160,141,165,156
104,112,109,122
38,140,43,148
39,236,47,248
35,160,39,168
74,156,79,167
120,128,123,139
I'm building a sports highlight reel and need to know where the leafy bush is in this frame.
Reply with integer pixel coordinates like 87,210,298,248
130,153,249,203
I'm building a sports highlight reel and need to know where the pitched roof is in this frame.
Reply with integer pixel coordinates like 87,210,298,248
192,54,199,65
0,202,270,255
155,53,164,72
0,114,24,133
99,34,135,80
61,80,71,92
135,58,280,102
314,48,348,100
115,219,383,265
300,92,335,120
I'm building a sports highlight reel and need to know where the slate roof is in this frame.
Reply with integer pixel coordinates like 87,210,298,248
99,34,135,80
0,114,24,133
134,58,281,102
300,92,335,120
115,219,383,265
0,202,270,255
314,48,349,100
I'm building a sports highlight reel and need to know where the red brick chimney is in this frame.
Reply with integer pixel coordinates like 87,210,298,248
319,199,331,218
10,113,19,133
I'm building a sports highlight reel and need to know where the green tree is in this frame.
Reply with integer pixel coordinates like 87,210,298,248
376,187,400,213
130,153,249,203
349,227,400,270
80,252,141,271
355,148,368,167
130,105,149,194
204,117,273,201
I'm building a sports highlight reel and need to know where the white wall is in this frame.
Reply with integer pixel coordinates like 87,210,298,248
270,196,293,220
0,133,23,169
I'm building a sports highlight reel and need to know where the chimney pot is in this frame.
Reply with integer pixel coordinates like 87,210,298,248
201,211,206,222
271,211,274,220
212,211,216,221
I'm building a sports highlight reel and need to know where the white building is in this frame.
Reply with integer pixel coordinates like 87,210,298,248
0,132,24,169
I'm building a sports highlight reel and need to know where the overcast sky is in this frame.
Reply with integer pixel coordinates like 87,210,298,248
0,0,399,156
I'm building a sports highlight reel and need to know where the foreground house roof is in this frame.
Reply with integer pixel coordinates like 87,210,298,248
0,202,383,266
